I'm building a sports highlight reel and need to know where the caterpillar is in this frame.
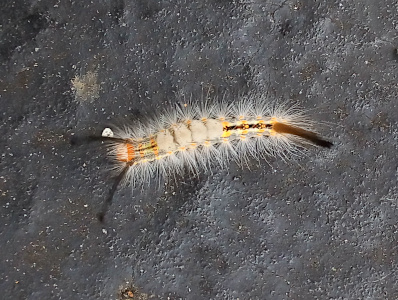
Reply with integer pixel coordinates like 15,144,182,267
95,95,333,221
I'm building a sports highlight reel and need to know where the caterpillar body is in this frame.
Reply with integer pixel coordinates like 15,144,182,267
100,97,332,191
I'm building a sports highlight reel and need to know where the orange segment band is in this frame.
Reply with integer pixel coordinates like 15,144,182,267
126,144,135,161
150,138,159,156
117,143,135,162
138,143,144,158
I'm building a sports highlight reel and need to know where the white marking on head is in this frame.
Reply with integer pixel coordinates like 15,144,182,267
102,128,114,137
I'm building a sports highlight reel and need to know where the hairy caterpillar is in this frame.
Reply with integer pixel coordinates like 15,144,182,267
95,96,333,221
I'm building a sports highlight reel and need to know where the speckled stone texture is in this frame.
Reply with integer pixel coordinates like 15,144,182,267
1,0,397,299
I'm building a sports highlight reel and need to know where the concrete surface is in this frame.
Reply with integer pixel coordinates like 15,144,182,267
1,0,397,299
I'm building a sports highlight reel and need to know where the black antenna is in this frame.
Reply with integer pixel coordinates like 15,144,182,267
70,135,129,145
97,165,130,223
70,133,131,222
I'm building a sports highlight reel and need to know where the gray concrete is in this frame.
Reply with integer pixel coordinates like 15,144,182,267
1,0,397,299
